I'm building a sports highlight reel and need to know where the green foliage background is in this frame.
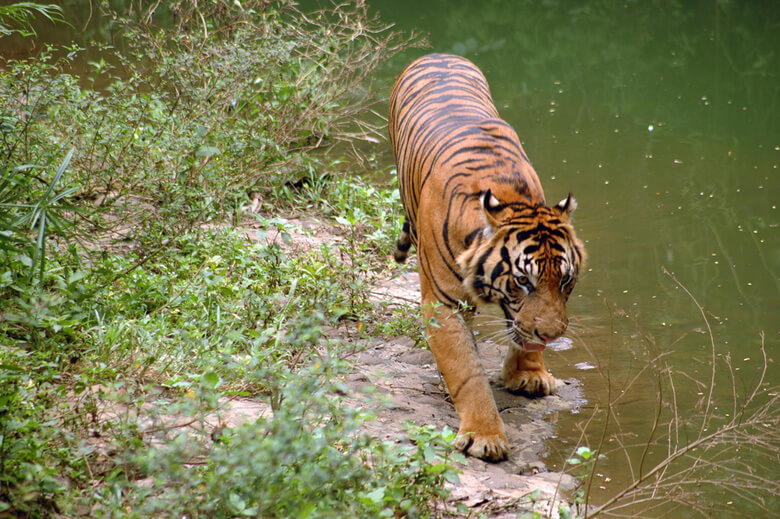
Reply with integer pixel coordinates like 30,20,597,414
0,2,458,517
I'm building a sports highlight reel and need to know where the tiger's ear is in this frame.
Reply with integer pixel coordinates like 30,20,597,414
480,189,504,231
554,192,577,218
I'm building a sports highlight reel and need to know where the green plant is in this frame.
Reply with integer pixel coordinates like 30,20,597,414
0,0,415,260
276,164,404,258
0,222,436,515
87,349,459,518
0,2,437,517
567,445,598,468
0,2,66,38
565,445,602,513
1,148,79,283
377,303,426,345
0,343,86,516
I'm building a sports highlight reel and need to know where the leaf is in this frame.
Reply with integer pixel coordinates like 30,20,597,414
196,146,221,157
443,469,460,484
68,270,88,284
287,277,298,298
14,254,32,267
364,487,385,504
202,371,220,389
576,446,594,459
227,492,247,512
422,443,436,463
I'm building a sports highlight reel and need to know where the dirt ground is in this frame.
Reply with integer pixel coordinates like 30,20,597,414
233,217,585,517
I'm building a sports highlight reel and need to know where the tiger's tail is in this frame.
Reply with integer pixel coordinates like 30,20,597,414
393,218,413,263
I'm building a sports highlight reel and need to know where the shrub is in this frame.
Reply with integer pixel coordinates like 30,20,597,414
0,0,414,257
0,1,438,516
99,356,461,518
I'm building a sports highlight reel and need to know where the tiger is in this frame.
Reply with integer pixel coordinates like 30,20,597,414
388,54,585,461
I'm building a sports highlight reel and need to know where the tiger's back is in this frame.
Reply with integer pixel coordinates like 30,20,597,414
389,53,547,305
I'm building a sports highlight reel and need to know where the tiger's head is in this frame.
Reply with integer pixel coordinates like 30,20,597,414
458,190,585,351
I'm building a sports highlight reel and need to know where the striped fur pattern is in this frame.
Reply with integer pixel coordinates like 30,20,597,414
389,54,585,461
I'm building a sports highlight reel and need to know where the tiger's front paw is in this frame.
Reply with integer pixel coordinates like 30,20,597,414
503,368,557,397
454,428,509,462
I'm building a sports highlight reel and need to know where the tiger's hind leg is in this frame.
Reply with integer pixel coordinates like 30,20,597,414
421,286,509,461
393,217,414,263
502,346,557,397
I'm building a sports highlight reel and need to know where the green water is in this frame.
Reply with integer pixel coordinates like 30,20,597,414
361,0,778,515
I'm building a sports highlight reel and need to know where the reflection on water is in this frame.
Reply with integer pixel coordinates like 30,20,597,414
573,361,596,371
358,0,777,515
547,336,573,352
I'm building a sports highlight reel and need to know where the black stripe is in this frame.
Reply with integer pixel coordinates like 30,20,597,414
490,261,504,283
523,243,540,255
464,228,482,248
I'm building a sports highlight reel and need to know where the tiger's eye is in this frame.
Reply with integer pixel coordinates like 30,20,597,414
514,274,528,287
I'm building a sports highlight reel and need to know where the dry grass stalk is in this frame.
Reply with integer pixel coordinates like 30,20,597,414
570,268,778,518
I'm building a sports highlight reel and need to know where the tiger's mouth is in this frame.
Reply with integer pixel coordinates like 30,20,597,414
509,327,547,352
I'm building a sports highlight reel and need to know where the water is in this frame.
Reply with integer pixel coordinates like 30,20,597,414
359,1,778,515
6,1,778,515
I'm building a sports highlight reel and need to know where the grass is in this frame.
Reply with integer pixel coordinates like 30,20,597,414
0,159,454,516
0,1,459,517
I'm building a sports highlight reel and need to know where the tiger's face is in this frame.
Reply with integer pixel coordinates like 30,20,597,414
458,191,585,351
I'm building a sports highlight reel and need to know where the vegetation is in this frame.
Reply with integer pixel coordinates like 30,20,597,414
0,2,65,38
0,1,467,517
